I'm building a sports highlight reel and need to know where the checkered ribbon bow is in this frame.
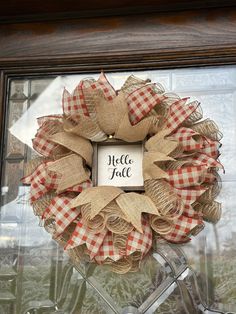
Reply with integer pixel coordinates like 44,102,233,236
22,72,223,273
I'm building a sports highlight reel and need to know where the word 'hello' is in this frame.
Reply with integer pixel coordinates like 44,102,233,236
107,154,134,180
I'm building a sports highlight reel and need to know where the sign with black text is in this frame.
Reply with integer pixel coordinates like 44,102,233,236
97,144,144,188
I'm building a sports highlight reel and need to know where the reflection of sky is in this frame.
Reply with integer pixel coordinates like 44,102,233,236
0,187,51,248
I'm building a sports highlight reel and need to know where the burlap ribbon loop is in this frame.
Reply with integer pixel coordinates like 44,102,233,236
116,193,160,233
114,113,155,142
63,114,107,142
49,132,93,166
144,180,183,219
191,118,223,141
46,154,90,193
93,91,127,136
70,186,124,219
143,151,174,181
150,216,174,235
145,129,178,153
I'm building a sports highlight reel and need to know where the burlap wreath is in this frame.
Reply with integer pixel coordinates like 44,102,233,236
22,72,223,274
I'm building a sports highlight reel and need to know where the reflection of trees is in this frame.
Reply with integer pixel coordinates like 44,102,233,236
207,232,236,308
223,232,236,253
0,248,18,265
213,225,220,253
0,239,18,249
3,161,24,205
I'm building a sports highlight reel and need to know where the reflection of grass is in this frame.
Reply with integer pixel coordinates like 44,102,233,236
196,247,236,308
0,304,11,314
86,254,166,309
15,248,236,313
18,254,166,313
154,289,184,314
212,253,236,305
21,266,53,307
19,263,108,313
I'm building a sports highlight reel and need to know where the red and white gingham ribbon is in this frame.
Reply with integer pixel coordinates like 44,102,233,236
32,119,63,157
163,215,203,243
66,218,152,262
126,84,164,125
201,138,220,159
170,127,204,151
183,204,203,219
65,220,107,259
173,186,207,204
166,98,200,132
94,231,123,263
22,161,92,203
80,72,116,101
42,196,79,236
62,86,90,116
63,72,117,117
186,152,223,169
22,161,57,202
66,180,93,193
167,165,207,188
126,218,152,256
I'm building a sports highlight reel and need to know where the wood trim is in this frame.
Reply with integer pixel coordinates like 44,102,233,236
0,71,7,153
1,7,236,69
0,70,7,191
1,0,236,23
2,47,236,75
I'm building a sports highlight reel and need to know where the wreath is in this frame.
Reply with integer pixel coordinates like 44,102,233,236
22,72,223,274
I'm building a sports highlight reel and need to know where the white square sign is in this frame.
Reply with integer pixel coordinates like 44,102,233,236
96,144,144,188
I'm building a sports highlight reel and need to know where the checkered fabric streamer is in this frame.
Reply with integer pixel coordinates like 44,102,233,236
22,162,48,185
126,218,152,256
22,162,91,203
204,171,217,184
42,196,79,236
29,182,49,203
186,152,223,169
167,165,207,188
173,186,207,204
171,127,204,151
126,84,164,125
30,178,91,204
22,161,58,203
32,120,63,157
62,86,90,117
80,72,116,101
67,180,93,193
183,204,203,219
201,138,220,159
163,215,203,243
172,185,206,219
166,98,200,132
65,220,107,259
95,231,123,263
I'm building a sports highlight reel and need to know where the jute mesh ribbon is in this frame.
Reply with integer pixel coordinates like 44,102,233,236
22,72,223,274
